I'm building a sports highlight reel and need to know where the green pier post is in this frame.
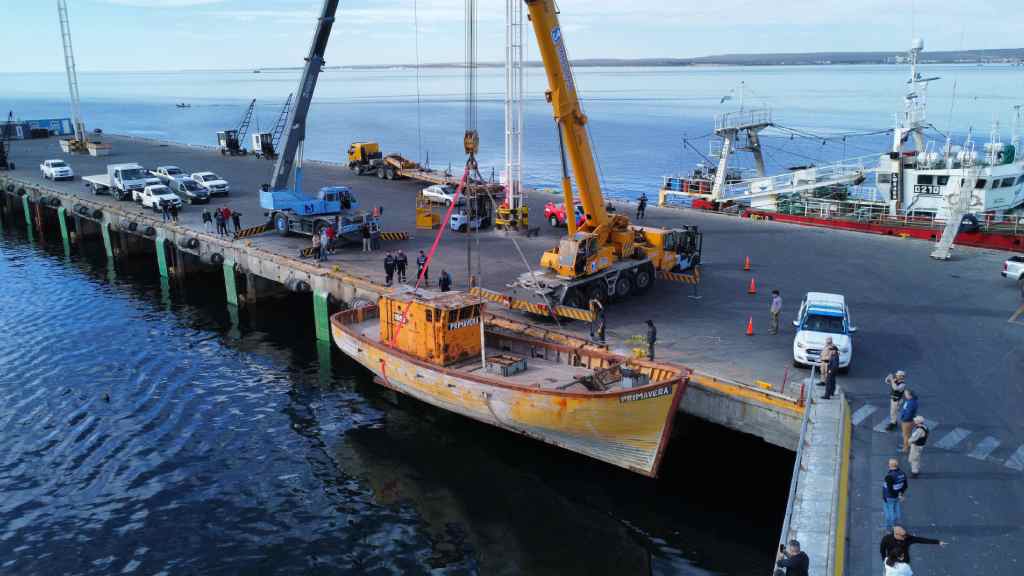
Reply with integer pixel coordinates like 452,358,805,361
21,195,31,229
154,233,169,278
316,340,333,386
223,260,238,306
313,291,330,342
100,222,114,261
57,207,71,256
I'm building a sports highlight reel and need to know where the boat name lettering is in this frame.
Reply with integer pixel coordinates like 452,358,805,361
890,172,900,201
620,385,672,403
392,311,408,323
913,184,942,195
448,317,479,330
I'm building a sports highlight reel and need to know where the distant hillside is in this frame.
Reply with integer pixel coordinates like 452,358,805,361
331,48,1024,70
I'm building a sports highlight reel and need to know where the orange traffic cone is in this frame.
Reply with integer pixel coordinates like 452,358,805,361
744,256,751,271
746,316,754,336
748,277,757,294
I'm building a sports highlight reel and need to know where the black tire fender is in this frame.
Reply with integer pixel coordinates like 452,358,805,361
144,226,156,237
210,253,225,266
91,209,103,219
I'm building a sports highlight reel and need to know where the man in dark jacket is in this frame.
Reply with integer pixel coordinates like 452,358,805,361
882,458,908,529
822,341,839,399
383,251,395,287
774,539,809,576
439,270,452,292
899,389,919,453
395,250,408,283
880,525,947,565
645,320,657,360
416,250,428,284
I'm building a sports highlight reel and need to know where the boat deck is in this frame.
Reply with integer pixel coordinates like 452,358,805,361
353,316,603,393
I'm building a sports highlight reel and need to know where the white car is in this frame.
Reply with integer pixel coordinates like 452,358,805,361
1003,256,1024,298
40,159,74,181
138,185,182,212
792,292,856,371
191,172,230,196
151,165,188,183
421,184,456,205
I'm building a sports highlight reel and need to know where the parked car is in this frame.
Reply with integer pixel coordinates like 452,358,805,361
191,172,230,196
40,159,74,181
138,185,182,212
450,207,491,232
544,201,584,228
168,177,210,204
421,184,457,206
1003,255,1024,298
151,166,189,184
792,292,856,371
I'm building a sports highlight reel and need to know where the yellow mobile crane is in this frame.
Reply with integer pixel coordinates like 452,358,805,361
516,0,701,308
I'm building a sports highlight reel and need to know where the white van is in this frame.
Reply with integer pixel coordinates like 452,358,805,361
792,292,856,371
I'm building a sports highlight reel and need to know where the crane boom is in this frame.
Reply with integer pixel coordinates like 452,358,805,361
269,0,339,192
524,0,606,228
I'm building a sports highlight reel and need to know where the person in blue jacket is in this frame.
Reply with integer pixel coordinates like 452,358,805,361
898,389,919,453
882,458,909,529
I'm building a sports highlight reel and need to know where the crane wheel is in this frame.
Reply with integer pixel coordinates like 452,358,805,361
612,274,633,301
562,289,584,311
586,283,609,306
633,265,654,294
274,212,291,237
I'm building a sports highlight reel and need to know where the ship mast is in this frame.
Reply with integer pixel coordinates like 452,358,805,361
895,38,938,155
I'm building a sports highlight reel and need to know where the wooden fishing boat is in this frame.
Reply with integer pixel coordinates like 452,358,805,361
331,289,690,477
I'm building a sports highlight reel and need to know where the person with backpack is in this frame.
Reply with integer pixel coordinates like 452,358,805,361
907,416,929,477
201,208,213,233
214,209,226,236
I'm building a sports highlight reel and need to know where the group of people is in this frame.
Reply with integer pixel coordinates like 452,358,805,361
201,206,241,237
382,249,450,290
158,200,179,223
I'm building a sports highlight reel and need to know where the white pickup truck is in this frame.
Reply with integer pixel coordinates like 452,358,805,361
190,172,230,196
40,159,74,181
151,166,189,184
1003,255,1024,298
138,185,182,212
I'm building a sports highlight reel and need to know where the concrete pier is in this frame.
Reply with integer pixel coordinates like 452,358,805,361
4,133,1022,574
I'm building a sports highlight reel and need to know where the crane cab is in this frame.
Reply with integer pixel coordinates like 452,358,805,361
378,290,484,366
633,225,703,272
542,232,617,278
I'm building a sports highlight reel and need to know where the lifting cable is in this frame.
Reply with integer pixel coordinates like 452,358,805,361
413,0,424,162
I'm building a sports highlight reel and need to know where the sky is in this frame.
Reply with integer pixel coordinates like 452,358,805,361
1,0,1022,73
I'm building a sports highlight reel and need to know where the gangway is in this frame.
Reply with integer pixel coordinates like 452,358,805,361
931,171,979,260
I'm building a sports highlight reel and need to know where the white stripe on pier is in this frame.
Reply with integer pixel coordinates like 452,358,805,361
851,404,878,426
968,436,1001,461
1004,446,1024,472
933,428,971,450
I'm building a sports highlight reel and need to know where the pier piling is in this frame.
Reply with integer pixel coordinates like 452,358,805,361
223,259,239,306
313,291,330,342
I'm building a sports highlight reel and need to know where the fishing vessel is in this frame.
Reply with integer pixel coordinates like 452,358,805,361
331,289,689,477
659,39,1024,254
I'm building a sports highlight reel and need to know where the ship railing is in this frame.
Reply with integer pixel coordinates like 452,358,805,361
720,154,880,201
715,107,772,131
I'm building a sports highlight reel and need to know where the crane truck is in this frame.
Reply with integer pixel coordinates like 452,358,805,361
514,0,702,309
259,0,377,240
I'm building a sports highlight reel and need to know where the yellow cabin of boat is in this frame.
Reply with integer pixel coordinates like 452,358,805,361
378,290,483,366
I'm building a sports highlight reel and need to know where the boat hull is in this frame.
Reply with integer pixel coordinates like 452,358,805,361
331,309,687,477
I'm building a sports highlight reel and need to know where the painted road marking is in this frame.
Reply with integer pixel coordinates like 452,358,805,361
968,436,1001,461
924,419,939,432
851,404,878,426
873,415,895,433
1005,446,1024,471
1009,304,1024,325
934,427,971,450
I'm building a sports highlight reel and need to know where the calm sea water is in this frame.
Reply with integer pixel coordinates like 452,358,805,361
0,211,791,574
2,64,1022,198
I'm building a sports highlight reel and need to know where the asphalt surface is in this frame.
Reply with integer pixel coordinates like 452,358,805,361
6,134,1024,574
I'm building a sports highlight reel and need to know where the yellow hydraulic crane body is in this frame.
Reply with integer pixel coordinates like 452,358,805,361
524,0,690,283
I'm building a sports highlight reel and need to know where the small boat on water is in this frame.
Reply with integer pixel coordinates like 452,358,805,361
175,103,191,109
331,289,690,477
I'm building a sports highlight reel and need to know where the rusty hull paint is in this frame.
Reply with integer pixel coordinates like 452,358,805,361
332,307,688,477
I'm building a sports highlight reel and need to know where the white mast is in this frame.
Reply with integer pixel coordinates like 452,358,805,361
503,0,524,225
896,38,937,154
57,0,86,146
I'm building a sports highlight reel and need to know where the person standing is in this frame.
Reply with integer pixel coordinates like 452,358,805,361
769,290,783,335
882,458,908,530
169,202,179,223
201,208,213,233
818,337,834,385
214,209,226,236
439,270,452,292
395,250,408,283
384,251,395,287
899,389,919,453
822,339,840,399
885,371,908,431
907,415,929,477
645,320,657,360
325,223,336,254
879,525,947,566
416,250,428,284
220,207,232,231
361,223,371,252
774,539,809,576
311,232,321,261
231,209,242,234
589,299,606,344
636,192,648,220
160,200,170,222
318,227,329,261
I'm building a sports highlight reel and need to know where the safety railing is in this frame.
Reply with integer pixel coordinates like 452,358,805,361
772,364,815,574
716,107,772,131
